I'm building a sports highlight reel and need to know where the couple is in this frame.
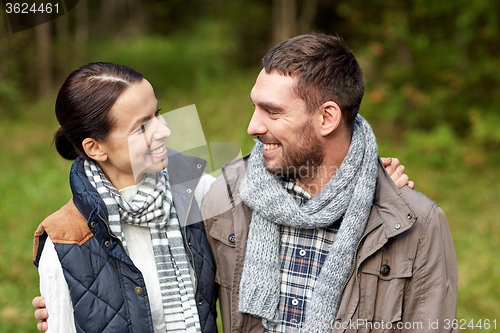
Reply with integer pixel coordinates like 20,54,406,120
33,33,457,333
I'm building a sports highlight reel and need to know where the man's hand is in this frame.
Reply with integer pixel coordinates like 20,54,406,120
381,157,415,189
33,296,48,332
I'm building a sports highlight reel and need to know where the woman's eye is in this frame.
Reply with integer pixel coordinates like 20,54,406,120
132,124,146,135
131,109,162,135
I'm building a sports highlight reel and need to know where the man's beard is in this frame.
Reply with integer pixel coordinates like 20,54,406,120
262,119,324,181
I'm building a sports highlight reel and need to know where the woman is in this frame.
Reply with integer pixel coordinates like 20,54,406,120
32,63,217,333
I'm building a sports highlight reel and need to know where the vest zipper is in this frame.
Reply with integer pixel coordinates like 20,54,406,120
98,213,125,251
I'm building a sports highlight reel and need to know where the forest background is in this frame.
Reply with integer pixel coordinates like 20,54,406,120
1,0,499,332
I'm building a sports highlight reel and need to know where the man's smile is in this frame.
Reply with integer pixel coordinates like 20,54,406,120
261,142,282,157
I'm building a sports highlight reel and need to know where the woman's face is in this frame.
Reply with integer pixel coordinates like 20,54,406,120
98,79,171,189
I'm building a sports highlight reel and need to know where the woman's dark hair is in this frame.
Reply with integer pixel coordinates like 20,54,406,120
54,62,144,160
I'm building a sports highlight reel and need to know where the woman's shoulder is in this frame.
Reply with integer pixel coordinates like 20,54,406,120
34,199,93,267
36,199,92,246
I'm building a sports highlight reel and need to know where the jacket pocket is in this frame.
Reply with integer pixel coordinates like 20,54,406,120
359,252,413,323
208,217,236,289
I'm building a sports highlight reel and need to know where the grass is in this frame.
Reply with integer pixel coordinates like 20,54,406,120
0,33,498,332
0,102,73,333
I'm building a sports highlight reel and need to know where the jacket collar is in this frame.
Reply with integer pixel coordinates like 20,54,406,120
69,152,206,261
166,149,206,227
69,157,109,223
69,157,133,262
366,158,417,239
221,154,249,209
354,158,418,269
69,151,207,223
222,155,417,237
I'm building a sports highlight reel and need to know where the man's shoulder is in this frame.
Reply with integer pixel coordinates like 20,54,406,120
374,163,445,236
400,185,440,221
201,154,250,223
205,155,249,199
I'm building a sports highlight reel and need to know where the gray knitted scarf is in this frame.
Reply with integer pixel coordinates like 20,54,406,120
239,115,378,333
84,160,201,333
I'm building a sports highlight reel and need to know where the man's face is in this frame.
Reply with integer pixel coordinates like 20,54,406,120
247,69,324,180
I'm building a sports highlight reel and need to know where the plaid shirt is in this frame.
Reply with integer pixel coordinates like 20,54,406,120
266,179,341,333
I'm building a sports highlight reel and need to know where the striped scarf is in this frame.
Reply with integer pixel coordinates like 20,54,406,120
84,160,201,333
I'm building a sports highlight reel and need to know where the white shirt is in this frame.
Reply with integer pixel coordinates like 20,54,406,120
39,173,215,333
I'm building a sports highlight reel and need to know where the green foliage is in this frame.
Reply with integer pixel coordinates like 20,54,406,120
404,125,463,169
86,20,240,106
1,2,500,331
331,0,500,140
470,110,500,150
0,102,72,332
0,29,34,117
85,19,257,153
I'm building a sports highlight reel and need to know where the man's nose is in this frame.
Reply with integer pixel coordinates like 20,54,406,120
247,109,267,136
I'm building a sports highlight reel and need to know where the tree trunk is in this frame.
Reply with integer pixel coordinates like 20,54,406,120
0,10,5,83
273,0,297,46
128,0,146,35
74,0,89,67
100,0,116,36
35,22,53,99
298,0,319,35
55,10,69,81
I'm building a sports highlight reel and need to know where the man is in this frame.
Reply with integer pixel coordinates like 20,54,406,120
201,33,457,333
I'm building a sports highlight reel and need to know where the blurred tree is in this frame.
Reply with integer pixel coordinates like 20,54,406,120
272,0,320,45
97,0,146,37
144,0,208,35
55,10,70,81
273,0,297,45
309,0,500,141
2,0,499,150
99,0,117,35
0,10,6,80
0,10,11,114
35,23,53,99
127,0,146,35
297,0,319,36
74,0,89,67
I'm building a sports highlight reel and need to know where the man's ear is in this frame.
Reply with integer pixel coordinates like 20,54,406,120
82,138,107,162
319,101,342,136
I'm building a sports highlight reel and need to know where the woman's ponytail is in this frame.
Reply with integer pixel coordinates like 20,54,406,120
54,127,80,160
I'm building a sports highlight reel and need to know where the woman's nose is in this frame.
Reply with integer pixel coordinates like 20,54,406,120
150,115,171,140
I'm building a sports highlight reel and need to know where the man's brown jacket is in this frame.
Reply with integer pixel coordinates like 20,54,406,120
202,156,457,333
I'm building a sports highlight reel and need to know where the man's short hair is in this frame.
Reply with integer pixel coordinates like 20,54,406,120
263,33,365,131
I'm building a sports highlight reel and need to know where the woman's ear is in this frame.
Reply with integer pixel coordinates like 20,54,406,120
319,101,342,136
82,138,107,162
